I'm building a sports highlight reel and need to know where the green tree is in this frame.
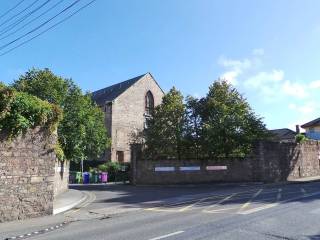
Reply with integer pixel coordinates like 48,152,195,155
200,79,267,157
144,87,185,160
12,68,68,106
12,69,110,162
184,96,203,159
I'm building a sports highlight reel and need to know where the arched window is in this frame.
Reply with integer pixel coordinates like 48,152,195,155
145,91,154,115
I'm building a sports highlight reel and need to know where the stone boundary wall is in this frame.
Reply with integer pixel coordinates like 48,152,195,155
54,160,69,196
0,128,66,222
131,141,320,185
254,140,320,182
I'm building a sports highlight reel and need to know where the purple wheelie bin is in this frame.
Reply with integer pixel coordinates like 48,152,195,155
101,172,108,183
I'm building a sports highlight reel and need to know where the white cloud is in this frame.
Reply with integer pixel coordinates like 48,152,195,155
309,80,320,89
217,50,320,130
218,50,316,101
245,70,284,88
218,57,253,85
243,69,308,100
288,102,316,114
220,71,239,85
282,81,308,99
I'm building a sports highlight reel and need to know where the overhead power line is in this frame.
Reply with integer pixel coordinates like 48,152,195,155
0,0,81,51
0,0,97,57
0,0,52,37
0,0,26,20
0,0,41,28
0,0,65,41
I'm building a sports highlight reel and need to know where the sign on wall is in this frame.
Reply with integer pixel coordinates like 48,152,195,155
206,166,227,171
179,166,201,171
155,167,175,172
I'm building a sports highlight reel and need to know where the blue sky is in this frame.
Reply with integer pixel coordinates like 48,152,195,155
0,0,319,130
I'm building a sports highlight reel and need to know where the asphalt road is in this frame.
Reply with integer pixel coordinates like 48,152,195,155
4,182,320,240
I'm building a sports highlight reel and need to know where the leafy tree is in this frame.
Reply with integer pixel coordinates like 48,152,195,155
144,87,186,160
200,80,267,157
12,68,68,106
12,68,110,162
143,80,267,160
184,96,203,159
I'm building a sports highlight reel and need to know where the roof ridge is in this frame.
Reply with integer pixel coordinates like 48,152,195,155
91,73,147,105
301,117,320,128
269,128,295,131
92,73,146,95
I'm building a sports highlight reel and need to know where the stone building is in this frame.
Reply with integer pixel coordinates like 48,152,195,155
92,73,164,162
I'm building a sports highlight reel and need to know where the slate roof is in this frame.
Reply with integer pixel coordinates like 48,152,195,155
92,74,146,105
301,117,320,128
269,128,296,140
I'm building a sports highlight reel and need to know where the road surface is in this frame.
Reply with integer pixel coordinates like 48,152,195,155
4,182,320,240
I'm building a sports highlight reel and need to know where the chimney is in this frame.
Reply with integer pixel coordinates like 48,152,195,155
296,125,300,134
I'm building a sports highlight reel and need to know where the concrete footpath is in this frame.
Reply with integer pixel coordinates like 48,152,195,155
0,189,86,240
53,189,86,215
289,175,320,183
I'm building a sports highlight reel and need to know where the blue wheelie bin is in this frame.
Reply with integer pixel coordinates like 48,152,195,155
83,172,90,184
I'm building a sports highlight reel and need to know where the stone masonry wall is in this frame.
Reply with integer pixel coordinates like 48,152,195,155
131,141,320,185
256,140,320,182
111,73,164,162
54,160,69,197
132,158,254,185
0,128,57,222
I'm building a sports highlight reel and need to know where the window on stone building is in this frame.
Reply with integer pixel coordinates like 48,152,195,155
145,91,154,115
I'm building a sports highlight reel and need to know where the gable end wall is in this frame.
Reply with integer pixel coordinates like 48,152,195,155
110,74,164,162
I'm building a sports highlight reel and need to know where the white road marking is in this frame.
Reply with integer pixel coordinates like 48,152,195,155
239,190,320,215
178,195,222,212
204,206,240,213
238,189,263,213
145,188,267,212
239,203,278,214
145,208,182,212
148,231,184,240
203,193,237,213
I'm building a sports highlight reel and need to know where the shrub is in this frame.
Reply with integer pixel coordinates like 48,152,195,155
97,162,121,173
0,85,62,138
97,162,129,182
295,133,307,143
